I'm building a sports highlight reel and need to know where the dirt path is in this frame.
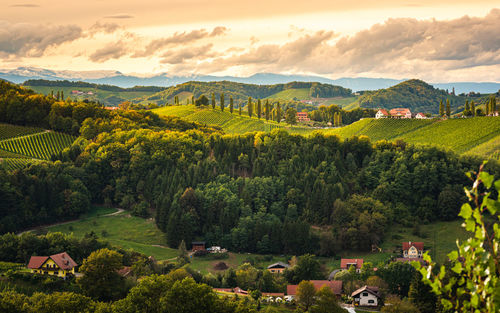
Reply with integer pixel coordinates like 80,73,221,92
103,208,125,216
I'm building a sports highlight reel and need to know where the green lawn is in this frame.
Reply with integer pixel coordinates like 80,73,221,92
266,88,311,100
44,207,177,260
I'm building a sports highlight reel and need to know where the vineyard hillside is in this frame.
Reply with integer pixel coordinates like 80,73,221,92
153,105,313,134
0,131,75,160
324,117,500,157
0,123,45,140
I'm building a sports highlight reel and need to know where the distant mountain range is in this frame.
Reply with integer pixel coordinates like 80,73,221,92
1,67,499,93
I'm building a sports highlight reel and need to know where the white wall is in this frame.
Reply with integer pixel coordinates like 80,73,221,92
359,292,378,306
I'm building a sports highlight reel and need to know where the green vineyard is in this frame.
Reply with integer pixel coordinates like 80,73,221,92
0,131,76,160
325,117,500,158
154,105,312,134
0,123,44,140
0,158,45,170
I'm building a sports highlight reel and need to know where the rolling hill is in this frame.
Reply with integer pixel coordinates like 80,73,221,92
324,117,500,158
143,81,353,105
355,79,464,114
153,105,313,135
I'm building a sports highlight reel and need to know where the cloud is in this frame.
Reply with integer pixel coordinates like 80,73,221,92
10,3,39,7
87,22,121,36
160,44,216,64
89,41,129,62
133,26,228,57
0,21,82,58
185,9,500,79
104,14,134,19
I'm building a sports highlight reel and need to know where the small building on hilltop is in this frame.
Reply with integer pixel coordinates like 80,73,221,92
375,109,389,119
191,241,206,251
402,241,424,258
27,252,77,278
340,258,364,272
415,112,427,119
352,285,380,307
267,262,289,273
389,108,412,119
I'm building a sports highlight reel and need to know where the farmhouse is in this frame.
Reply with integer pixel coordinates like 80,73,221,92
389,108,412,119
296,112,310,122
415,112,427,119
286,280,342,298
375,109,389,119
352,285,380,307
191,241,206,251
267,262,289,273
340,258,364,272
27,252,77,278
402,241,424,258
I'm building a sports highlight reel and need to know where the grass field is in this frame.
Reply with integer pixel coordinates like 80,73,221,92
317,96,359,108
25,85,156,106
0,123,44,140
154,105,314,135
0,131,75,160
324,117,500,158
266,88,311,100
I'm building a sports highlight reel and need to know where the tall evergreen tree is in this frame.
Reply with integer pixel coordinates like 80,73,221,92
229,96,234,113
265,100,270,121
220,93,225,111
248,97,253,117
239,101,242,115
491,96,497,115
471,101,476,116
464,100,470,116
276,102,281,123
486,98,490,116
56,91,60,100
439,100,444,117
257,99,262,119
446,99,451,117
191,96,194,106
61,91,64,101
211,93,215,109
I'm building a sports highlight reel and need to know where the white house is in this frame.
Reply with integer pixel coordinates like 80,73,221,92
375,109,389,119
415,112,426,119
352,286,380,307
403,241,424,258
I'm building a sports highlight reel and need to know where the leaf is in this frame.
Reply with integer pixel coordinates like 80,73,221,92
479,171,494,189
448,251,458,261
459,203,472,219
451,262,462,274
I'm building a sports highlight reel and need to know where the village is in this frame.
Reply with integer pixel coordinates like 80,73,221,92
26,240,427,311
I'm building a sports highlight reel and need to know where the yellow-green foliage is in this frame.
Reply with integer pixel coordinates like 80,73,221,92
0,158,45,170
266,88,310,100
0,131,75,160
325,117,500,157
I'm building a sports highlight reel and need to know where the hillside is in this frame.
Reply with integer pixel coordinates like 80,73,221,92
153,105,313,134
143,81,353,105
355,79,464,114
24,79,163,106
324,117,500,157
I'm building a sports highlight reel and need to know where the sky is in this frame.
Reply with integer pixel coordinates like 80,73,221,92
0,0,499,82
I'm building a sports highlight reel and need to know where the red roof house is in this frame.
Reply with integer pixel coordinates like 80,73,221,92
375,109,389,119
389,108,412,119
402,241,424,258
27,252,77,278
340,258,364,271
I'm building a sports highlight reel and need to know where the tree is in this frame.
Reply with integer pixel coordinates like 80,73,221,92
285,254,322,283
381,295,420,313
486,98,490,116
77,248,125,301
220,93,224,111
464,100,470,116
211,93,215,109
470,100,475,116
408,272,437,313
191,96,194,105
265,100,270,121
378,261,416,297
311,286,347,313
161,277,223,313
439,100,444,116
257,99,262,119
248,97,253,117
491,95,497,114
446,99,451,117
195,95,209,106
238,101,242,115
177,240,190,265
413,165,500,313
276,102,281,123
296,281,316,311
285,108,297,125
229,96,234,113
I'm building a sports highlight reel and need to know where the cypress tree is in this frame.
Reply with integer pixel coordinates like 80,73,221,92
248,97,253,117
257,99,262,119
464,100,470,116
265,100,270,121
471,101,476,116
61,91,64,101
220,93,224,111
486,98,490,116
239,101,242,115
446,99,450,117
211,93,215,109
439,100,444,117
276,102,281,123
229,96,234,113
191,96,194,106
338,112,342,126
492,96,497,115
56,91,60,100
50,90,54,98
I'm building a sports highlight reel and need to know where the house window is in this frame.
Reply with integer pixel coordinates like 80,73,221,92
368,300,375,304
362,292,368,297
54,271,58,275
